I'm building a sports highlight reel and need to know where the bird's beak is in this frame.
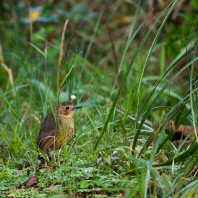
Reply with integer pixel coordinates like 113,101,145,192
74,105,82,110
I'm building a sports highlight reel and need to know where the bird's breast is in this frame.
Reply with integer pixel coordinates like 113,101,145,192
59,115,74,129
56,115,74,145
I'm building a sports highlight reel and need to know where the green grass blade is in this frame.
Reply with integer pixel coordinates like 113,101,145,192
94,0,176,152
154,142,198,167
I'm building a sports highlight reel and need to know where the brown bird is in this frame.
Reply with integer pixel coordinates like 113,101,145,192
36,101,82,157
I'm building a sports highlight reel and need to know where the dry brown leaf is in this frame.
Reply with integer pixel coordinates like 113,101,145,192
25,176,38,187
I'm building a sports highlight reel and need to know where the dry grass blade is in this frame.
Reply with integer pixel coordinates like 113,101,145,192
0,43,4,63
58,19,69,67
1,62,16,97
60,64,74,88
57,19,69,97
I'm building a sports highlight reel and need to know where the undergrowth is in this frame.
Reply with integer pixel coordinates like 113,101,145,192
0,0,198,197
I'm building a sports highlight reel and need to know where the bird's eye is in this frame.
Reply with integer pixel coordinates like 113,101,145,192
66,106,70,110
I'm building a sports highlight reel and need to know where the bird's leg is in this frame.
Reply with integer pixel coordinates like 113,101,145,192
47,151,52,161
37,150,46,165
69,133,78,155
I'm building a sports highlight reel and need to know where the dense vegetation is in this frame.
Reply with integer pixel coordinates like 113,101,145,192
0,0,198,197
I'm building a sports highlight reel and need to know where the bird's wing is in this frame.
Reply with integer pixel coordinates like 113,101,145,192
36,112,59,151
37,131,58,151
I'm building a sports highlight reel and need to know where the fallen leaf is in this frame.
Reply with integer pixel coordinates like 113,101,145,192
25,176,38,187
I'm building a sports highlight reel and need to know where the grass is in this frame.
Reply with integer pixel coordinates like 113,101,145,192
0,0,198,197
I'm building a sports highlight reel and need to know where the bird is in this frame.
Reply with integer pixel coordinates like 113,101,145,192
36,101,82,160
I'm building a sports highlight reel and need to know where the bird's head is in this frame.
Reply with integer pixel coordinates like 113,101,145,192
56,101,82,117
